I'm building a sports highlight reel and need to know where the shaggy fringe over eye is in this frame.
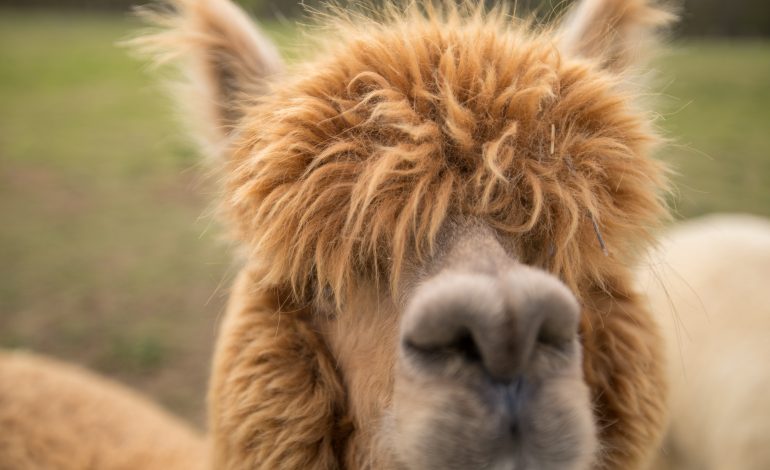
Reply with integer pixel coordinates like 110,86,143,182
225,1,670,308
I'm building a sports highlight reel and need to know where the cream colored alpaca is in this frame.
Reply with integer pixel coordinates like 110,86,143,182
0,351,206,470
639,214,770,470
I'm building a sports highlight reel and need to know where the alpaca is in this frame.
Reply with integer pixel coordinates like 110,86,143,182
639,214,770,470
0,351,206,470
133,0,676,468
0,0,677,469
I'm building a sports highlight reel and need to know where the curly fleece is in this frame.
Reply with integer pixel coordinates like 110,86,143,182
137,1,675,468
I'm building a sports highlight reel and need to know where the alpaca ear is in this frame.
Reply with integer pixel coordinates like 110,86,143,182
131,0,283,157
557,0,676,72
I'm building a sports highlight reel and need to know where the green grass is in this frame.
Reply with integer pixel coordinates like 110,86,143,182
657,41,770,217
1,11,769,426
0,11,301,426
0,12,229,426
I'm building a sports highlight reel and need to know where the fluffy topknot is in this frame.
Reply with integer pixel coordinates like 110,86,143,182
224,3,669,306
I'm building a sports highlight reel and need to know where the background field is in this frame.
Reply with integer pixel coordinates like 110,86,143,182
1,11,769,428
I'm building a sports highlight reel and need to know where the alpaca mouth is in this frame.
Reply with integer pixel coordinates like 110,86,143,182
389,367,595,469
502,378,528,435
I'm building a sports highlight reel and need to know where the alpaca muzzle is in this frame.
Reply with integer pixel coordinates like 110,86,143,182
401,267,580,386
388,226,596,469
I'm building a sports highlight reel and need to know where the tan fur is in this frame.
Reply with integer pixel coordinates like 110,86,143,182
0,1,676,469
640,214,770,470
209,2,672,468
130,0,283,156
225,3,671,305
580,280,668,468
559,0,676,71
208,271,351,469
0,351,206,470
315,283,400,468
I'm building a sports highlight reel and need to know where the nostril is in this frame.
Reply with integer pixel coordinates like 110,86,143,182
451,330,483,363
502,267,581,355
534,297,580,352
536,325,573,351
402,269,580,382
404,328,483,364
401,272,503,371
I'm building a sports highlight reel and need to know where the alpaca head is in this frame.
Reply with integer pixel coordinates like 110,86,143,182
136,0,674,468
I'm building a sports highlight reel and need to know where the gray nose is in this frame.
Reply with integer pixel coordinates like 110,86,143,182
401,266,580,382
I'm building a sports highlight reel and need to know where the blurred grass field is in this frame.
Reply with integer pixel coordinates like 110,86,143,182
1,11,769,427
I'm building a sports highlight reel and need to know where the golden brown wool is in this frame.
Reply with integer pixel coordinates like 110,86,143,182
0,2,679,470
0,352,207,470
136,1,675,469
224,3,669,307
